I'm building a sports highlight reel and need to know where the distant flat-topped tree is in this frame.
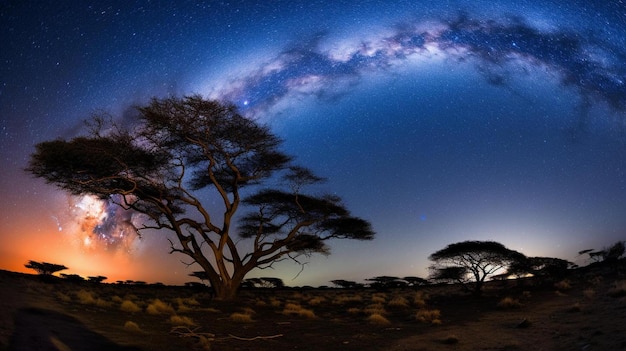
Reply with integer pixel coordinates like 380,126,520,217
27,95,374,300
24,260,68,276
428,240,526,295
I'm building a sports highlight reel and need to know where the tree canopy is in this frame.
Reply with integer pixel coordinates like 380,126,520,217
27,95,374,299
24,260,68,276
428,240,525,294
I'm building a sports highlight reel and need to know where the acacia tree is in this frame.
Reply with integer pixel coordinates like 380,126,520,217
428,240,525,295
27,95,374,300
24,260,68,276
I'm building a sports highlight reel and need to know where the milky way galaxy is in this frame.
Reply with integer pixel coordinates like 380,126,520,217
1,1,625,286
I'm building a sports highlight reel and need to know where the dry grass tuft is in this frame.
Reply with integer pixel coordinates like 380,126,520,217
76,289,96,304
364,303,387,316
332,294,363,305
169,315,195,326
120,300,141,313
554,279,571,290
367,313,391,325
269,298,282,308
413,291,428,308
282,303,316,319
308,296,325,306
416,309,442,325
388,296,410,309
111,295,124,303
347,307,361,314
498,297,522,309
147,299,175,315
123,321,142,333
230,312,254,323
371,293,387,304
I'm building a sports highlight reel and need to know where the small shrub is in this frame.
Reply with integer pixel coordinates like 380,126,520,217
120,300,141,313
169,315,195,326
388,296,410,309
282,303,316,318
255,298,267,307
554,280,571,290
269,298,282,308
308,296,325,306
111,295,123,303
498,297,522,309
332,294,363,305
147,299,175,315
367,313,391,325
230,312,254,323
364,303,387,316
413,291,428,307
76,289,96,304
123,321,142,332
371,293,387,304
416,309,441,325
95,298,112,308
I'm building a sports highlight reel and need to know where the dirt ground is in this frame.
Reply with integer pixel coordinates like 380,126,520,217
1,264,625,351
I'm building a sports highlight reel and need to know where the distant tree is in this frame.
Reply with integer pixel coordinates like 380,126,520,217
87,275,107,283
365,276,407,290
330,279,364,289
24,260,68,276
27,96,374,300
243,277,285,289
579,241,625,264
403,276,429,287
428,241,526,295
60,273,85,283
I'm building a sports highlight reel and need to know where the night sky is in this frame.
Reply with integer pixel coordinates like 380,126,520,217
1,1,625,287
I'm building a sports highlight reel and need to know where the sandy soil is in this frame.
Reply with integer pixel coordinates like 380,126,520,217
1,263,625,351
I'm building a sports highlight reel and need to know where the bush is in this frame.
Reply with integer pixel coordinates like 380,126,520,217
416,309,441,325
282,303,316,319
388,296,410,309
76,289,96,304
413,291,428,308
364,303,387,316
169,315,195,326
120,300,141,313
123,321,142,332
230,312,254,323
146,299,175,315
367,313,391,325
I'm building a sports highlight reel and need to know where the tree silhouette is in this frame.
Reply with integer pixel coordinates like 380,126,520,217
24,260,68,276
428,241,526,295
27,96,374,300
330,279,364,289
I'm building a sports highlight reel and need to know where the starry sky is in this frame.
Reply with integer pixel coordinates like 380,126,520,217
1,1,626,287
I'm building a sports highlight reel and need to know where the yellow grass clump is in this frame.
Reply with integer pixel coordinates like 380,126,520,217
416,309,442,325
371,293,387,304
308,296,326,306
111,295,124,303
364,303,387,316
388,296,410,309
367,313,391,325
169,315,195,326
147,299,175,315
347,307,361,314
282,303,316,318
331,294,363,305
120,300,141,313
230,312,254,323
123,321,142,332
76,289,96,304
413,291,428,307
56,292,71,302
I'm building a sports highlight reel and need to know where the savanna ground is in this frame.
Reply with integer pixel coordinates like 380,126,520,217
1,263,625,351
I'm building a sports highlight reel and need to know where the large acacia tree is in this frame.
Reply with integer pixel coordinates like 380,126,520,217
28,95,374,299
428,240,525,295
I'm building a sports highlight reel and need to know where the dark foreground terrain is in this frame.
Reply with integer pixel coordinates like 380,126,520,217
1,264,625,351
